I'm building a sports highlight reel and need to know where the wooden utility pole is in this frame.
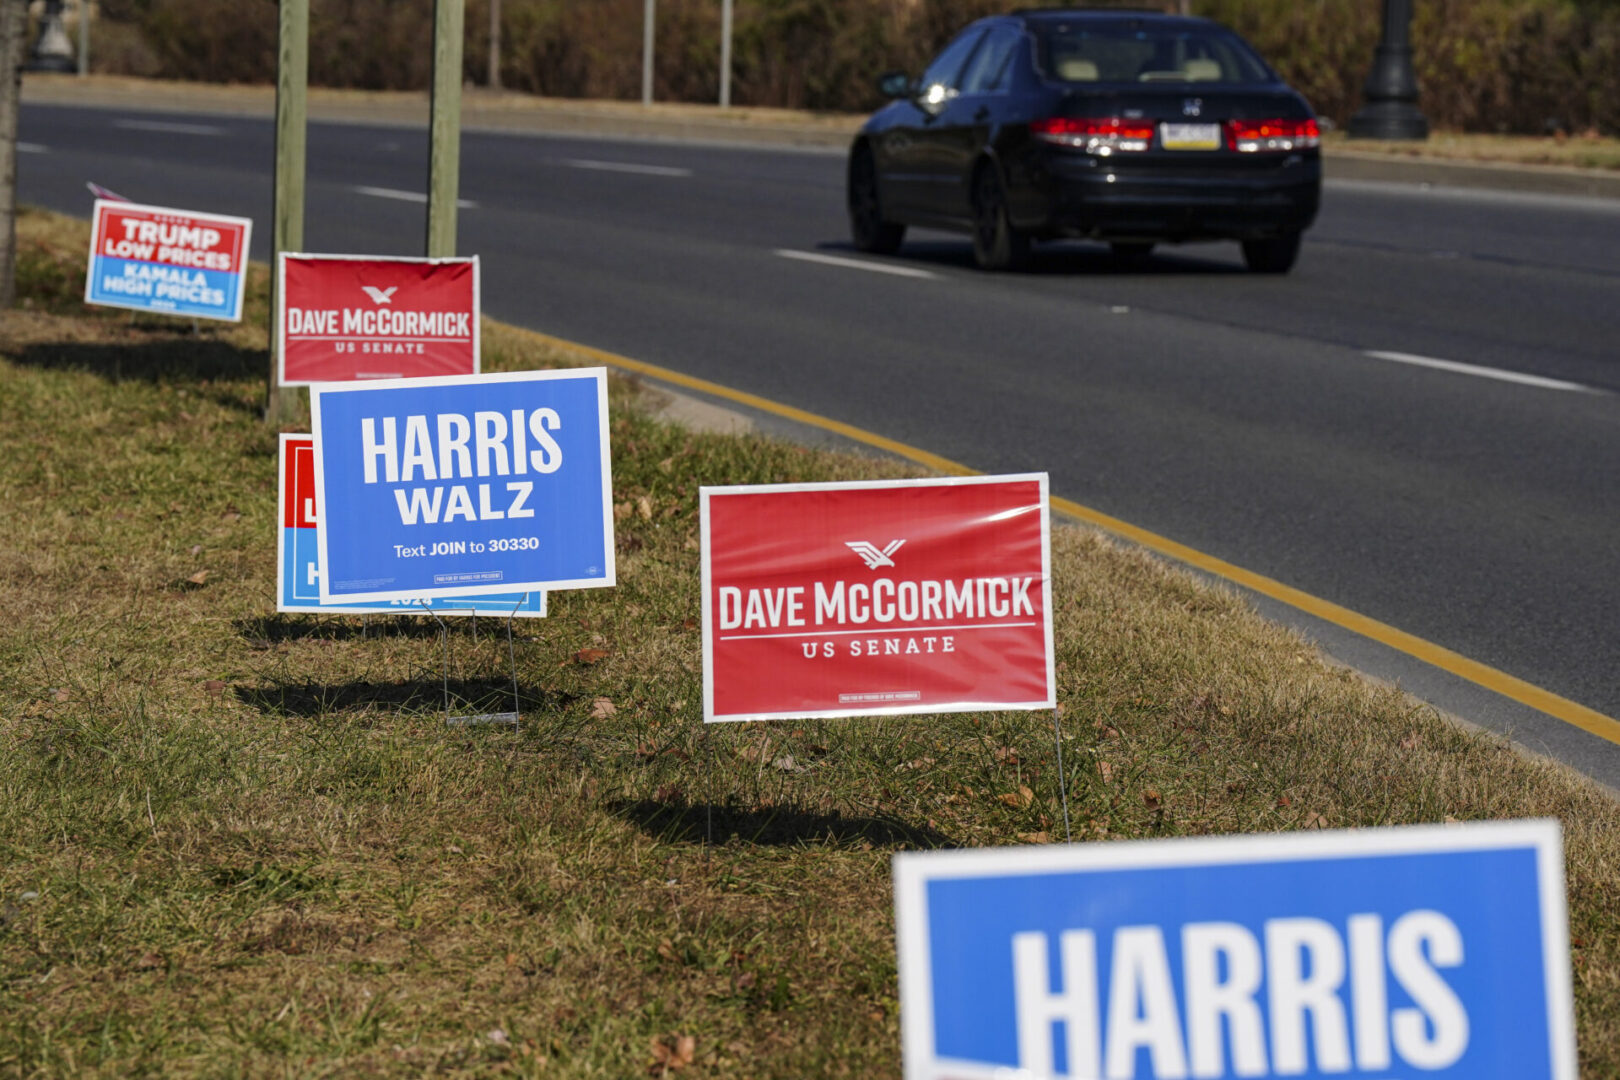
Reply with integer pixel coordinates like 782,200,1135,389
267,0,308,424
487,0,500,90
77,0,88,75
427,0,464,257
0,0,28,311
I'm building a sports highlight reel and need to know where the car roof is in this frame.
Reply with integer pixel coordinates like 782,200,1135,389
1006,8,1217,31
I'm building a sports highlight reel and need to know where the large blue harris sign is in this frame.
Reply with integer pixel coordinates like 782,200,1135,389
894,822,1574,1080
310,368,615,604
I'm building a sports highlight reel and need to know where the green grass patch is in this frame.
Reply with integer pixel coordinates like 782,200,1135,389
2,207,1618,1076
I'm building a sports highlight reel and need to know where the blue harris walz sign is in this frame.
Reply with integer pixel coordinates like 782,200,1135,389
310,368,615,604
894,821,1574,1080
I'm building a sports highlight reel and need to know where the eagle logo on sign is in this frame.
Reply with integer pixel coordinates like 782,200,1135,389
846,539,905,569
360,285,398,305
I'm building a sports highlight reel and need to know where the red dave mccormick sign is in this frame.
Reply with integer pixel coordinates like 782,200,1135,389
277,253,479,386
701,475,1055,722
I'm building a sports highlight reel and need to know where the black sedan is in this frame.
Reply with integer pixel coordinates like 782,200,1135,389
848,9,1322,273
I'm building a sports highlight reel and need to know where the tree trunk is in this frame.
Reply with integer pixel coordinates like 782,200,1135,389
0,0,28,310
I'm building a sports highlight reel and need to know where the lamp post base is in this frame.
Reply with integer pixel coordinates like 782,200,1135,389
1348,100,1430,141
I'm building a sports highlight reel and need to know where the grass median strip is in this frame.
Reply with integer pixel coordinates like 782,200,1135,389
2,207,1618,1077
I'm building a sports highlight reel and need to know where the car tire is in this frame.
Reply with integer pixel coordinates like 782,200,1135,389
1241,232,1302,274
972,164,1030,272
1109,241,1155,267
849,147,905,255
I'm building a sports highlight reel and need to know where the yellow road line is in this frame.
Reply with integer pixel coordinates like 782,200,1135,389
524,328,1620,748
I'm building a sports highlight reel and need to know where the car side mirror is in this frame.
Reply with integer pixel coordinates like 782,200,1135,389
878,71,912,99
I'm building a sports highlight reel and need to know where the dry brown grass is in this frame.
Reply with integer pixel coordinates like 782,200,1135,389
2,208,1618,1076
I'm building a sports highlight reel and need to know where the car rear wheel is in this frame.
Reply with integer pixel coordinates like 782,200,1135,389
849,147,905,255
1241,232,1302,274
972,165,1030,272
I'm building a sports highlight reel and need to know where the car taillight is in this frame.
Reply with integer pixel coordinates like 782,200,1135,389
1225,118,1320,152
1032,117,1155,154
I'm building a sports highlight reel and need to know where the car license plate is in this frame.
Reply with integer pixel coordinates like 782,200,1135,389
1160,122,1222,150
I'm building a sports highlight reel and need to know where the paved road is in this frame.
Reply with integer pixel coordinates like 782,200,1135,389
19,102,1620,783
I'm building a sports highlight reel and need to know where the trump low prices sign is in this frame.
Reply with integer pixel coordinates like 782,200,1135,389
895,821,1576,1080
277,253,479,386
278,435,545,617
310,369,614,604
85,199,251,321
700,475,1054,722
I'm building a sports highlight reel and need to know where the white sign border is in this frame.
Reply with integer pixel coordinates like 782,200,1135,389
893,819,1575,1080
275,252,482,389
699,473,1056,723
84,198,254,323
274,433,547,618
309,367,615,603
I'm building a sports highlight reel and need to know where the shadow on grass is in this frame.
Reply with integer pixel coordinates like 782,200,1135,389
235,614,506,644
611,797,957,850
236,677,559,720
7,336,267,396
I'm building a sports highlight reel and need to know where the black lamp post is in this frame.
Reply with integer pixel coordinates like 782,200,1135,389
27,0,78,73
1348,0,1429,140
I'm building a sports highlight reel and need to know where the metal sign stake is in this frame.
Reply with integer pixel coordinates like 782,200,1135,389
427,600,522,729
1051,708,1072,842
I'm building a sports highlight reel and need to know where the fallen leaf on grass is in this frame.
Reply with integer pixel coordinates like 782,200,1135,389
998,786,1035,809
1017,831,1051,844
573,648,609,665
590,697,617,719
1304,812,1329,829
649,1033,696,1073
614,501,633,521
186,570,210,585
637,495,653,520
1143,787,1162,809
134,952,165,971
203,680,226,697
772,755,807,773
654,783,683,803
52,688,71,703
189,544,203,556
1098,761,1114,783
487,1028,509,1046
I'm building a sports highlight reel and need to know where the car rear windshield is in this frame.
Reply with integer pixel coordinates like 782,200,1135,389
1035,22,1273,85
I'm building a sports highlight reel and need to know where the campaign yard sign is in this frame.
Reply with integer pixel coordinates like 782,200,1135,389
277,435,545,617
894,821,1576,1080
85,199,251,321
700,474,1054,722
277,253,480,386
309,368,614,604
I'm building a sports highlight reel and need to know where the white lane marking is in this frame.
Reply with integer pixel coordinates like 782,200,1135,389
1364,350,1599,394
112,118,225,136
17,142,45,153
774,249,937,280
564,158,692,178
354,185,478,209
